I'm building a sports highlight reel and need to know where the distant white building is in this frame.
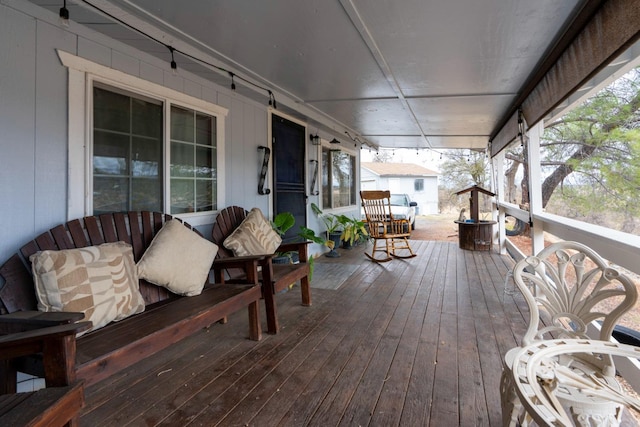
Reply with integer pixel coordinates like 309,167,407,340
361,162,439,215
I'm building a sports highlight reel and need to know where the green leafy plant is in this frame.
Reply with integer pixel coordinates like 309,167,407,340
311,203,341,233
271,212,295,236
336,215,368,246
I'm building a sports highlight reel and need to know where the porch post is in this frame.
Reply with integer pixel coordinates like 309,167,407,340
492,152,507,255
527,121,545,254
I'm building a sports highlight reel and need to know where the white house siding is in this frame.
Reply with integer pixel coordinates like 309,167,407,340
360,164,439,215
0,1,334,262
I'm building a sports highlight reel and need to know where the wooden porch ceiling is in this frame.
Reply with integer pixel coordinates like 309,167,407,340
81,241,523,426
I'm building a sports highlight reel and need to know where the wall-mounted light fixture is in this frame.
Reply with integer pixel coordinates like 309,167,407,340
330,138,340,144
309,134,320,145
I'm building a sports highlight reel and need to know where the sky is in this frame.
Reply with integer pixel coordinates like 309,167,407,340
360,147,445,172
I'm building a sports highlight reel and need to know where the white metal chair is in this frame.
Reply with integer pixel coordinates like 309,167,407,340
511,339,640,427
500,241,638,426
360,190,416,262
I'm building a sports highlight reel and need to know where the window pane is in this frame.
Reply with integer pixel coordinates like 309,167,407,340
195,146,214,178
171,106,194,142
93,86,163,214
171,179,195,213
196,113,215,146
93,177,128,214
93,132,128,175
170,107,217,214
93,87,130,133
171,142,194,177
332,151,355,208
132,137,161,178
321,147,356,209
196,180,214,212
132,97,162,138
132,178,162,211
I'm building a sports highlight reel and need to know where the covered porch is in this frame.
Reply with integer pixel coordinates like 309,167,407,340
79,241,521,426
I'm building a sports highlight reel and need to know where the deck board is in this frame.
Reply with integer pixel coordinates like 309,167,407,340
79,240,533,426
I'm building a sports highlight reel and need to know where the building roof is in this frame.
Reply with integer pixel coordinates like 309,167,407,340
361,162,439,177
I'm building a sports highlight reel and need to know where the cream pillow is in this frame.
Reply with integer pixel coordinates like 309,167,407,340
30,242,145,335
136,219,218,296
223,208,282,256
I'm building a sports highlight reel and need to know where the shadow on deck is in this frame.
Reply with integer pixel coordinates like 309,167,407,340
80,240,525,426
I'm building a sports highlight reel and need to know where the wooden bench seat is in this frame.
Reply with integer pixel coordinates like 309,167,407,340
0,382,84,427
211,206,311,334
0,211,262,395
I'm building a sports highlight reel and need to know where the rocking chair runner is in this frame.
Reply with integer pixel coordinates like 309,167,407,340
360,190,416,262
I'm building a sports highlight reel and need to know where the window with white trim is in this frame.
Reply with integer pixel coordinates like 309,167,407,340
60,51,226,223
92,85,219,215
321,146,356,209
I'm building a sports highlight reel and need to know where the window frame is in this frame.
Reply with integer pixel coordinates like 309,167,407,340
320,141,358,210
59,50,227,226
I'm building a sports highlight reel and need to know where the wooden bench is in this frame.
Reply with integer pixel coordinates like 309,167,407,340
0,211,262,393
0,321,91,427
211,206,311,334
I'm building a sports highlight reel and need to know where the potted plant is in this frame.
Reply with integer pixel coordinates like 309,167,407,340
298,226,335,281
311,203,342,257
271,212,298,264
337,215,368,249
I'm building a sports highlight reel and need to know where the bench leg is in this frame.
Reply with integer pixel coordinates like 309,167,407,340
248,301,261,341
0,359,17,394
301,276,311,307
263,283,279,334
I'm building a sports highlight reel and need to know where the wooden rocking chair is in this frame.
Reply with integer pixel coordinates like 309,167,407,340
360,190,416,262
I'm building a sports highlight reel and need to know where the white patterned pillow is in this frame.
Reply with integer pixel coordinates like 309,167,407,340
30,242,145,335
223,208,282,256
137,219,218,296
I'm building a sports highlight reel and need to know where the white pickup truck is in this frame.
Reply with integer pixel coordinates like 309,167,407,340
389,193,417,230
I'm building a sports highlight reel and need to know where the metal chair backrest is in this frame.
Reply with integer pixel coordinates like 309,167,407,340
512,240,638,373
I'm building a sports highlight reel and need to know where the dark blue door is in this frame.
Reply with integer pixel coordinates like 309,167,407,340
272,115,306,242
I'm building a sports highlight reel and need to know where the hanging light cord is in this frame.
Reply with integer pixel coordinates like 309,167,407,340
75,0,277,108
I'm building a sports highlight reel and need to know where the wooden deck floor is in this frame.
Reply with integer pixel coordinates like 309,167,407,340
80,240,527,426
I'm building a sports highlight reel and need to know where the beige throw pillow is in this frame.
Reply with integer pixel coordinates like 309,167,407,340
30,242,145,335
136,219,218,296
223,208,282,256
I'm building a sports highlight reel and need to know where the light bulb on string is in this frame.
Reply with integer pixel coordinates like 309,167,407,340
168,46,178,76
59,0,70,27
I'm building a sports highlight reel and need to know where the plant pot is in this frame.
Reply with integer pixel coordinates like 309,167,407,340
272,252,299,264
325,231,342,258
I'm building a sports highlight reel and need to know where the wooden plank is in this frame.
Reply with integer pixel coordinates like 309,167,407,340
74,241,523,426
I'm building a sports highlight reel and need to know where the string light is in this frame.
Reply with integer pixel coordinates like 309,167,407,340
59,0,69,27
229,72,236,90
76,0,278,109
168,46,177,75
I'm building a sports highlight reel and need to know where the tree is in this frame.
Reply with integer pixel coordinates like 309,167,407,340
505,67,640,233
438,150,491,213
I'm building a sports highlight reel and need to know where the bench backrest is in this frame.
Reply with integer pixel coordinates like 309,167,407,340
211,206,248,260
0,212,199,314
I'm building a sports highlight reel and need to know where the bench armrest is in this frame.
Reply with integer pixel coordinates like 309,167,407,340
0,321,92,356
0,311,86,334
277,241,311,260
213,255,266,285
